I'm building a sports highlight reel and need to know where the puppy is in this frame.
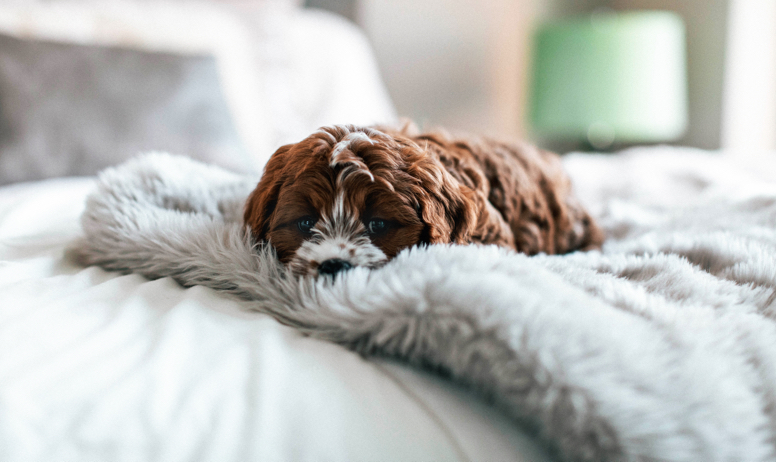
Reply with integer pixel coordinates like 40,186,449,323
244,124,603,277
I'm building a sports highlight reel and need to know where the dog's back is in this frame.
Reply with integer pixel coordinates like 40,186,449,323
382,125,604,254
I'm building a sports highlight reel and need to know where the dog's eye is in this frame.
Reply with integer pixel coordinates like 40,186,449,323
367,218,388,235
297,217,316,235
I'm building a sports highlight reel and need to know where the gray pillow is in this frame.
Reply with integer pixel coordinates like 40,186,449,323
0,33,251,185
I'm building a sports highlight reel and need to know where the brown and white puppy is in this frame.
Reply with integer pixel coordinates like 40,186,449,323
244,124,603,277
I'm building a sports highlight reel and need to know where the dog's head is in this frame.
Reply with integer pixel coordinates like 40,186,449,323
244,125,476,277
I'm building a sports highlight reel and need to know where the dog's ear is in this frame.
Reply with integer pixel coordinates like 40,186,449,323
412,160,477,245
243,146,290,242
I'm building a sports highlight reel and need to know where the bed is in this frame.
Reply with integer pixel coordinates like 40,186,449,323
2,2,776,462
0,2,550,461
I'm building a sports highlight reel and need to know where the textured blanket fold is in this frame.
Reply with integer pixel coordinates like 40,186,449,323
74,152,776,462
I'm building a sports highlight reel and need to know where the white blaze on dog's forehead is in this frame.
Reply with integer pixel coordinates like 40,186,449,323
330,131,375,163
317,191,364,240
332,190,346,219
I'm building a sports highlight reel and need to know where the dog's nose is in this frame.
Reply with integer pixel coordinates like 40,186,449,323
318,258,353,276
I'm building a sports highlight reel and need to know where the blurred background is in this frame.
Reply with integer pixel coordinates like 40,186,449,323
309,0,776,153
0,0,774,185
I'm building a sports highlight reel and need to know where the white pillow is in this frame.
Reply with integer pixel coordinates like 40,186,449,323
0,31,255,184
0,1,397,176
0,1,296,173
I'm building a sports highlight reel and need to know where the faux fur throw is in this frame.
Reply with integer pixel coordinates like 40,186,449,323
74,152,776,462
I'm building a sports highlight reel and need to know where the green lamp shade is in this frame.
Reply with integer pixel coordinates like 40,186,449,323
529,11,688,148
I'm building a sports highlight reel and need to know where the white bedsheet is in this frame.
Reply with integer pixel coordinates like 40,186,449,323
0,178,550,461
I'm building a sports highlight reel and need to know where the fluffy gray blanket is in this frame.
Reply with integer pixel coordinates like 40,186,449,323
74,151,776,462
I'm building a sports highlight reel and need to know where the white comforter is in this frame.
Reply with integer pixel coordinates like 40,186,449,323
0,178,548,461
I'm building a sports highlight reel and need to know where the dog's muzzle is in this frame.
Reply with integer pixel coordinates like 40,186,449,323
317,258,353,276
